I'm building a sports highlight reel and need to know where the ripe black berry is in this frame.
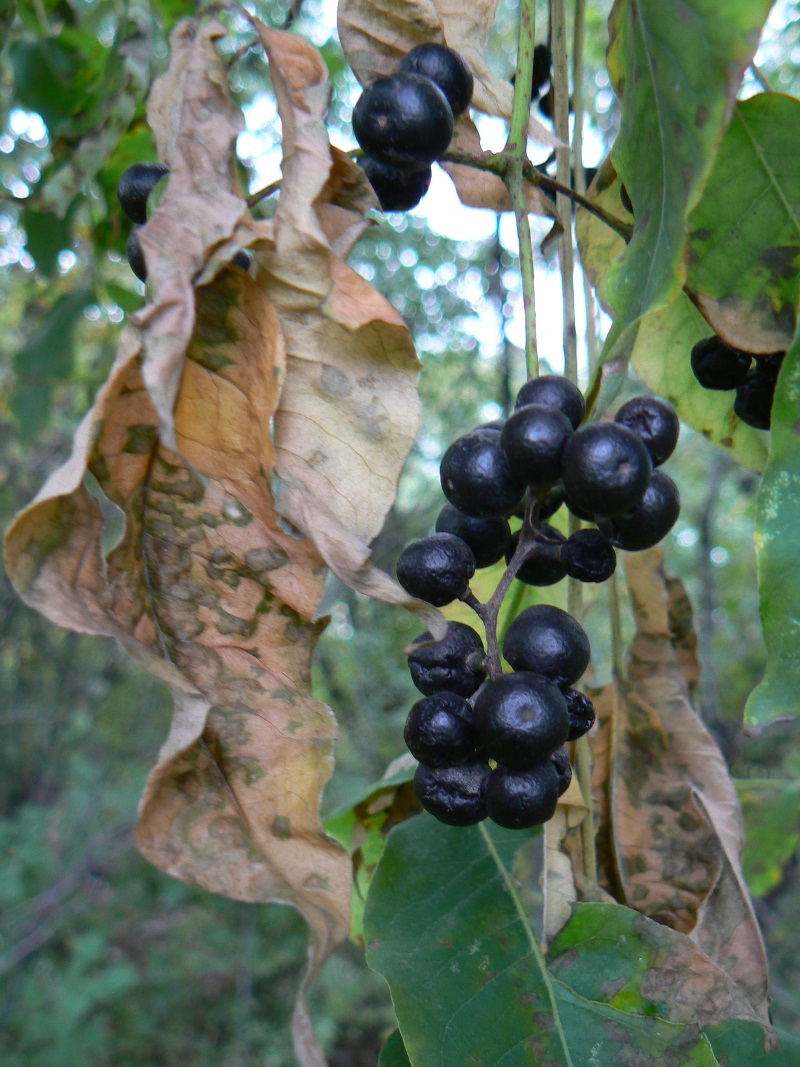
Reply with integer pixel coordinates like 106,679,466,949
561,422,651,517
396,533,476,606
734,377,774,430
531,43,551,99
506,525,567,587
538,484,566,520
515,375,586,430
503,604,590,686
551,746,572,797
407,622,486,697
404,692,476,766
414,760,490,825
435,504,511,568
232,250,252,271
474,672,569,768
486,761,559,829
562,688,596,741
561,529,616,584
690,336,752,391
399,44,474,118
501,404,573,488
614,395,679,467
127,228,147,282
352,73,454,168
117,162,169,225
360,158,432,211
440,427,525,519
598,470,680,551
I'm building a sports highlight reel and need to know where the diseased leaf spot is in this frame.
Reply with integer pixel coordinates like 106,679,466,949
246,547,289,575
318,365,353,399
124,423,159,454
222,499,253,525
272,815,292,839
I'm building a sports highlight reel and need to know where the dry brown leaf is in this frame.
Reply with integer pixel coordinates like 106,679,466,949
337,0,559,149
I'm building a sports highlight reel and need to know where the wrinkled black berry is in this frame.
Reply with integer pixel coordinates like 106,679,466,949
614,395,679,467
562,422,651,517
562,688,596,741
414,760,490,825
474,671,569,768
127,228,147,282
117,162,169,225
435,504,511,568
396,533,476,606
506,525,567,587
440,427,525,519
501,404,573,489
399,44,474,118
360,158,432,211
690,335,752,391
551,746,572,796
561,529,616,584
486,761,559,829
515,375,586,430
404,691,476,766
407,622,486,697
352,73,454,168
598,470,680,551
503,604,591,686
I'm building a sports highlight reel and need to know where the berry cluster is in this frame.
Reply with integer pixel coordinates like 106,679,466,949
395,376,682,829
690,334,786,430
352,44,473,212
116,162,251,282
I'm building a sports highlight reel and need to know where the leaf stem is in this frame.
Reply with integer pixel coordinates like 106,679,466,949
478,822,574,1067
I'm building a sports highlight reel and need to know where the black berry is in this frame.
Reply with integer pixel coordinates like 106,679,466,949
531,43,551,99
561,422,651,517
506,525,567,587
474,672,569,768
399,44,474,118
407,622,486,697
503,604,590,686
414,760,490,825
551,747,572,797
614,395,679,467
598,470,680,551
562,688,596,741
515,375,586,430
404,692,476,766
440,427,525,519
561,529,616,584
127,228,147,282
117,162,169,225
486,761,559,829
734,377,774,430
538,484,566,520
352,73,454,168
360,158,432,211
690,336,752,391
435,504,511,568
396,533,476,606
501,404,573,489
232,250,252,271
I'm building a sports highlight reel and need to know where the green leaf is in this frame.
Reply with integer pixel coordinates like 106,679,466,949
686,94,800,354
379,1029,412,1067
22,207,75,276
705,1021,800,1066
364,817,720,1067
746,321,800,725
737,779,800,896
7,38,81,133
594,0,772,411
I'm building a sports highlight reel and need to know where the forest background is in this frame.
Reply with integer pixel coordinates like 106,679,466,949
1,0,799,1063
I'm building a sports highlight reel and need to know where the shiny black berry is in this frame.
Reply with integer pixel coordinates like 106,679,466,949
501,404,573,489
435,504,511,568
399,44,474,118
127,228,147,282
474,672,569,768
561,529,616,584
538,484,566,520
440,427,525,519
515,375,586,430
503,604,590,686
551,747,572,797
562,688,596,741
614,395,679,467
396,533,476,606
561,422,651,517
407,622,486,697
404,692,476,766
414,760,490,825
486,761,559,829
117,162,169,225
734,378,774,430
352,73,454,168
598,470,680,551
690,336,752,391
506,525,566,587
360,158,432,211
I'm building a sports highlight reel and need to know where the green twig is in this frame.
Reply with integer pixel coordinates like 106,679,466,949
478,822,575,1067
